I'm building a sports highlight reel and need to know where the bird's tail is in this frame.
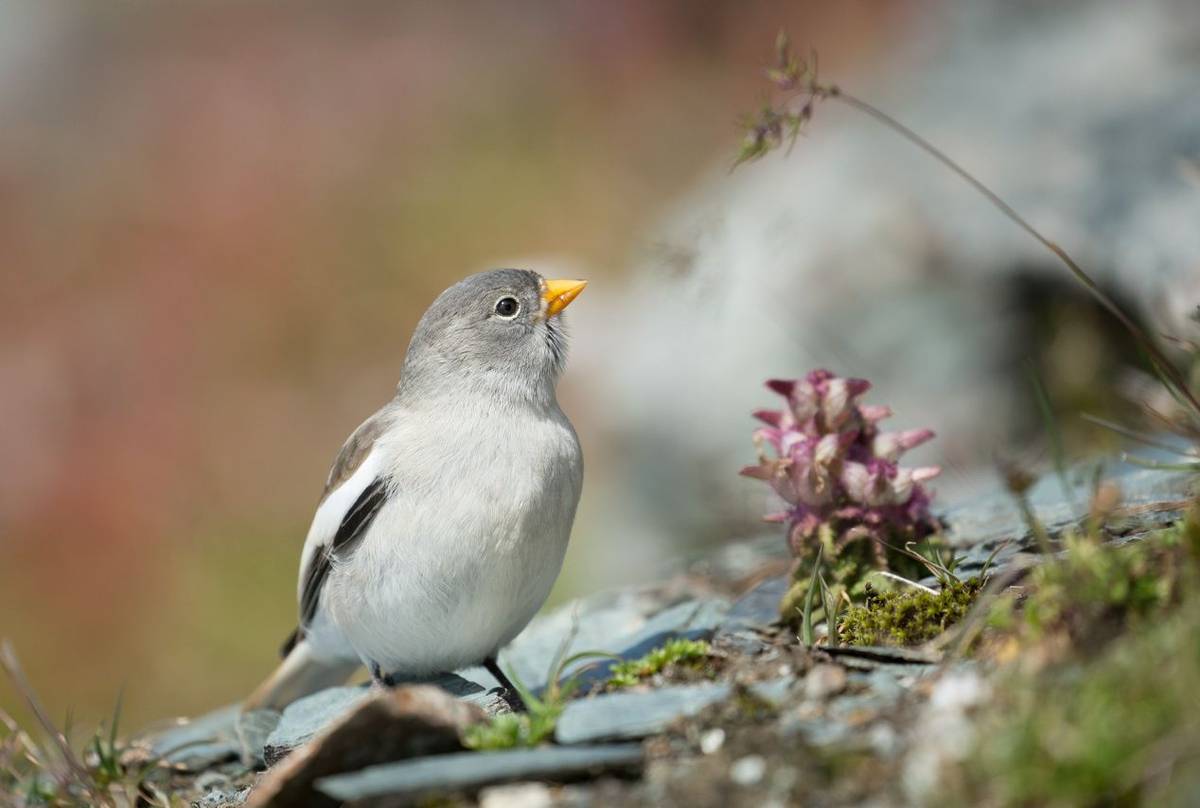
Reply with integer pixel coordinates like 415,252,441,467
242,637,359,713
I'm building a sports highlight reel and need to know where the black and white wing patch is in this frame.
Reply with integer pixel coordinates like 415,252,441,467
298,476,389,630
280,406,397,659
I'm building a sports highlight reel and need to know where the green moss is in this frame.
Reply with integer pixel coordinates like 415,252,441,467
952,510,1200,804
992,522,1191,653
607,639,710,688
779,529,953,627
961,599,1200,805
463,649,618,751
839,578,984,646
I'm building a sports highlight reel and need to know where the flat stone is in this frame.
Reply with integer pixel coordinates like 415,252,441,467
127,703,242,772
554,677,794,745
559,597,731,691
460,593,729,699
263,673,491,764
712,628,771,656
616,597,729,653
477,587,699,695
684,533,789,583
941,464,1195,550
556,684,732,744
716,575,788,634
315,744,644,802
247,685,482,808
236,709,282,765
263,687,369,765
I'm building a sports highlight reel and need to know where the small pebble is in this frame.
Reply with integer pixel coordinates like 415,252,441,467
193,786,250,808
868,721,899,756
730,754,766,786
804,664,848,700
480,782,553,808
194,771,231,792
699,728,726,755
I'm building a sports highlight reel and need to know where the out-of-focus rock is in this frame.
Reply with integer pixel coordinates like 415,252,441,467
261,673,492,765
315,744,644,804
569,0,1200,577
554,677,795,745
246,685,482,808
479,782,555,808
125,704,243,773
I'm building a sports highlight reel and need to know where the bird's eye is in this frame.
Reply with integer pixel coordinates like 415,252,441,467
494,296,520,319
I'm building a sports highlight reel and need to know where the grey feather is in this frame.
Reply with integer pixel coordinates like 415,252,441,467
319,408,394,503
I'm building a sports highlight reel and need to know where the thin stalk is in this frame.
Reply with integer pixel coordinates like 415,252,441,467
0,641,91,787
1014,491,1054,555
1028,362,1077,515
1083,414,1195,456
800,546,824,647
821,86,1200,418
877,570,937,594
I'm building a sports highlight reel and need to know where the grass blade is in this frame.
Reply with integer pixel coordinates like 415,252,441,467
1028,361,1076,513
0,640,91,789
800,545,824,647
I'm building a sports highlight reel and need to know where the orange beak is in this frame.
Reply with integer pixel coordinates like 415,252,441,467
542,279,588,318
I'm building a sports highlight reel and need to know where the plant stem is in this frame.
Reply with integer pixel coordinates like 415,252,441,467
800,84,1200,419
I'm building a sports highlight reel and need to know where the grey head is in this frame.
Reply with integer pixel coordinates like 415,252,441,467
397,269,587,407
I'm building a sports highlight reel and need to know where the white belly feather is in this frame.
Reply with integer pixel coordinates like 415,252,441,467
310,406,582,675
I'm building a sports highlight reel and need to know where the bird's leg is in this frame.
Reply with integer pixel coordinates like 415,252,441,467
370,661,397,689
484,656,527,712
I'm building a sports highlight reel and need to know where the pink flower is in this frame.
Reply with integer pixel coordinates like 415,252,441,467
741,369,941,556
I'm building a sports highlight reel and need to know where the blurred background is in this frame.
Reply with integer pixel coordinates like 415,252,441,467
1,0,1197,731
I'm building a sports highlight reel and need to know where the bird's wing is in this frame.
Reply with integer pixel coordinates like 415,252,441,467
284,406,395,656
319,405,393,503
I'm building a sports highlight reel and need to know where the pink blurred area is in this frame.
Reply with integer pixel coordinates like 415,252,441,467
0,2,908,728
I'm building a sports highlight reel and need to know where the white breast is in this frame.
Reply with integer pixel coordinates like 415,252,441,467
318,403,582,675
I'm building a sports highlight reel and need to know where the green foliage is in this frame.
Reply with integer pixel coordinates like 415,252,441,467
799,546,824,647
952,510,1200,804
461,705,560,752
964,599,1200,805
463,644,617,752
839,578,985,647
990,524,1189,652
607,639,711,689
780,531,960,631
0,643,170,808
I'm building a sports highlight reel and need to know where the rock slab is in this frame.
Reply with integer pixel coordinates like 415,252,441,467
316,743,644,802
555,677,795,745
247,684,483,808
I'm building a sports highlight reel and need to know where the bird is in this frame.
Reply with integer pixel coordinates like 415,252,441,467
243,269,586,713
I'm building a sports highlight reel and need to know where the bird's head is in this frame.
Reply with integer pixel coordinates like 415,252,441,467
399,268,586,405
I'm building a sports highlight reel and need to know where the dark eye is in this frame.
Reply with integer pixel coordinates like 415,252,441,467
494,296,520,318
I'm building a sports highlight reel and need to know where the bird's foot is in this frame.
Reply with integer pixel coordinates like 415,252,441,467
490,685,527,713
370,661,397,689
482,656,527,712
